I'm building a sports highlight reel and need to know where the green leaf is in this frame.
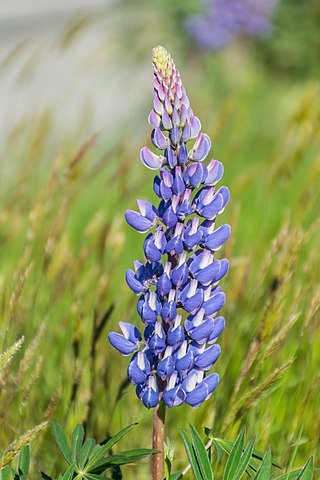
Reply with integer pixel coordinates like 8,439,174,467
255,448,272,480
213,438,281,470
180,428,203,480
169,472,183,480
61,463,75,480
212,439,224,462
223,429,245,480
89,449,157,472
52,422,72,465
274,469,304,480
17,446,30,480
189,425,212,480
297,457,313,480
71,425,85,463
234,438,255,480
40,472,53,480
85,423,137,470
0,466,11,480
252,447,281,469
86,475,108,480
79,438,96,469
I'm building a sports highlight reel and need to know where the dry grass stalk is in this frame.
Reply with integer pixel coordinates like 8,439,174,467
262,312,300,361
66,131,99,179
222,359,294,434
43,389,61,421
9,264,32,322
0,421,48,469
19,356,43,414
303,286,320,329
0,337,25,380
17,321,46,385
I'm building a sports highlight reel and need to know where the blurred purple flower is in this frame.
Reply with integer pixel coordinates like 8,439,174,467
185,0,278,50
109,46,230,409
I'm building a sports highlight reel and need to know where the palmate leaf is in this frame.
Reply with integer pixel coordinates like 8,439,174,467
234,438,255,480
255,448,272,479
189,425,213,480
71,425,85,463
40,472,53,480
169,472,183,480
89,449,157,472
274,469,305,479
85,423,138,470
78,439,96,469
17,446,30,480
213,438,282,470
51,422,72,465
223,429,245,480
297,457,313,480
86,475,112,480
213,438,258,477
61,463,75,480
180,428,203,480
0,466,11,480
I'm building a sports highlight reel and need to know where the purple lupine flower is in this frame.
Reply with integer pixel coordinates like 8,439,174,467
108,46,230,409
185,0,278,51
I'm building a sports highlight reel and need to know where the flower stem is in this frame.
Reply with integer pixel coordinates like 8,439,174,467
152,401,166,480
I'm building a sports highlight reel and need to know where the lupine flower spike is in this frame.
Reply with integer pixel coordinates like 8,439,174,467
109,46,230,408
109,45,230,411
109,45,230,479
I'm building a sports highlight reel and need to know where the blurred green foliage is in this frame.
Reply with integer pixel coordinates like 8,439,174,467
0,0,319,478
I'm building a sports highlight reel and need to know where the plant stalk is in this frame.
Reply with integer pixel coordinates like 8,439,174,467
152,401,166,480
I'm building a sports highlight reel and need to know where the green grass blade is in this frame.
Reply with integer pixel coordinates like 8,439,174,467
234,438,255,480
52,422,72,465
189,425,213,480
255,448,272,480
223,429,245,480
71,425,84,463
17,445,30,480
180,428,203,480
297,457,313,480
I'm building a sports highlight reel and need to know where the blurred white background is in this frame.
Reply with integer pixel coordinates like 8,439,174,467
0,0,149,145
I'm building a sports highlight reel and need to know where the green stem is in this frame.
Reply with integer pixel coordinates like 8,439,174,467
152,401,166,480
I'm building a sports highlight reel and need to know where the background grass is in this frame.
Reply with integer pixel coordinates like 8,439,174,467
0,0,319,478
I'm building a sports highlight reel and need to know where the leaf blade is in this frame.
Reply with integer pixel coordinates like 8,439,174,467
234,437,255,480
297,457,313,480
85,423,138,470
71,425,84,463
189,425,213,480
17,445,30,480
61,463,75,480
52,422,72,465
223,429,245,480
180,428,203,480
255,448,272,480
